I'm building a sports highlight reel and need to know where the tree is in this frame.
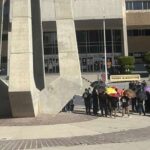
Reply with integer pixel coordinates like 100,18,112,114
117,56,135,74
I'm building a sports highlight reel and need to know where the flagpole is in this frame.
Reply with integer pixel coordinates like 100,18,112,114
103,16,108,84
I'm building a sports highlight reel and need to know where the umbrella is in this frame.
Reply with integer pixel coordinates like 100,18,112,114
105,87,117,95
109,93,120,98
90,80,105,89
124,89,136,98
117,89,124,96
144,86,150,93
90,81,99,88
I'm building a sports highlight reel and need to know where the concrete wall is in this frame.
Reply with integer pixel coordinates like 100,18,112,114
0,78,11,118
39,0,82,114
9,0,39,117
127,11,150,26
128,36,150,52
41,0,123,21
73,0,123,20
41,0,55,21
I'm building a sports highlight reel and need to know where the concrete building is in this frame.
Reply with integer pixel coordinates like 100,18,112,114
0,0,150,117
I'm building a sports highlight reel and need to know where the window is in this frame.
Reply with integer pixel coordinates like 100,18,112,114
133,29,139,36
128,29,150,36
126,1,150,10
148,1,150,9
145,29,150,35
113,30,122,53
76,31,86,43
133,1,142,10
143,1,148,9
126,2,133,10
43,32,58,55
76,30,122,54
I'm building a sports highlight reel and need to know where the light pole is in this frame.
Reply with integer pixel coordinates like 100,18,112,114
103,16,108,84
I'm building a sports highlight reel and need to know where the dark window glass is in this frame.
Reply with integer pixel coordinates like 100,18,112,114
44,48,50,55
113,30,121,41
99,30,104,42
143,2,148,9
133,1,142,10
76,31,86,43
49,32,56,45
128,29,150,36
89,45,99,53
106,30,111,41
127,30,133,36
141,29,146,35
145,29,150,35
126,2,133,10
76,31,87,54
99,44,104,53
114,45,122,53
78,45,87,54
133,30,139,36
113,30,122,53
106,41,112,53
106,45,112,53
148,1,150,9
89,30,99,43
43,32,58,55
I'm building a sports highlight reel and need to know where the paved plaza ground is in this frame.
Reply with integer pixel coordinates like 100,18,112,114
0,78,150,150
0,110,150,150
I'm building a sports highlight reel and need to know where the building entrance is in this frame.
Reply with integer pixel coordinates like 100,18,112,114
44,55,59,73
80,54,109,73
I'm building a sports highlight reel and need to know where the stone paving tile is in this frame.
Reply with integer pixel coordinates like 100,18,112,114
1,126,150,149
0,112,97,126
18,140,27,150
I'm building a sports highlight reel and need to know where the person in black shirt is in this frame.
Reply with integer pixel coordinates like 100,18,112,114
99,91,108,117
92,88,99,115
120,94,130,117
83,89,92,115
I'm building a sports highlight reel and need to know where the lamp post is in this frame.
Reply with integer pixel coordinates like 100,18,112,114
103,16,108,84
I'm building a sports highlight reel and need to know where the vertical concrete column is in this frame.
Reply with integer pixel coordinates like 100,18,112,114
7,31,10,76
31,0,45,90
0,0,4,67
9,0,39,117
54,0,82,84
122,0,128,56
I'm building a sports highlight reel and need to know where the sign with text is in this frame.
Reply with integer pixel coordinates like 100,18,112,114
110,74,141,82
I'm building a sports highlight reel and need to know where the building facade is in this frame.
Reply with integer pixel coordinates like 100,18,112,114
0,0,150,117
1,0,150,74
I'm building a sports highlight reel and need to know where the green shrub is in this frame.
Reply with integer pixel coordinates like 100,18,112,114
144,52,150,73
117,56,135,74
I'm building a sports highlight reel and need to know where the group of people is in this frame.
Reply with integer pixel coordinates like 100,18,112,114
129,80,150,115
82,80,150,118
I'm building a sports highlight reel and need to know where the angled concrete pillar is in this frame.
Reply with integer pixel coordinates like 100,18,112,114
0,0,4,67
9,0,39,117
55,0,82,83
39,0,82,114
31,0,45,90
